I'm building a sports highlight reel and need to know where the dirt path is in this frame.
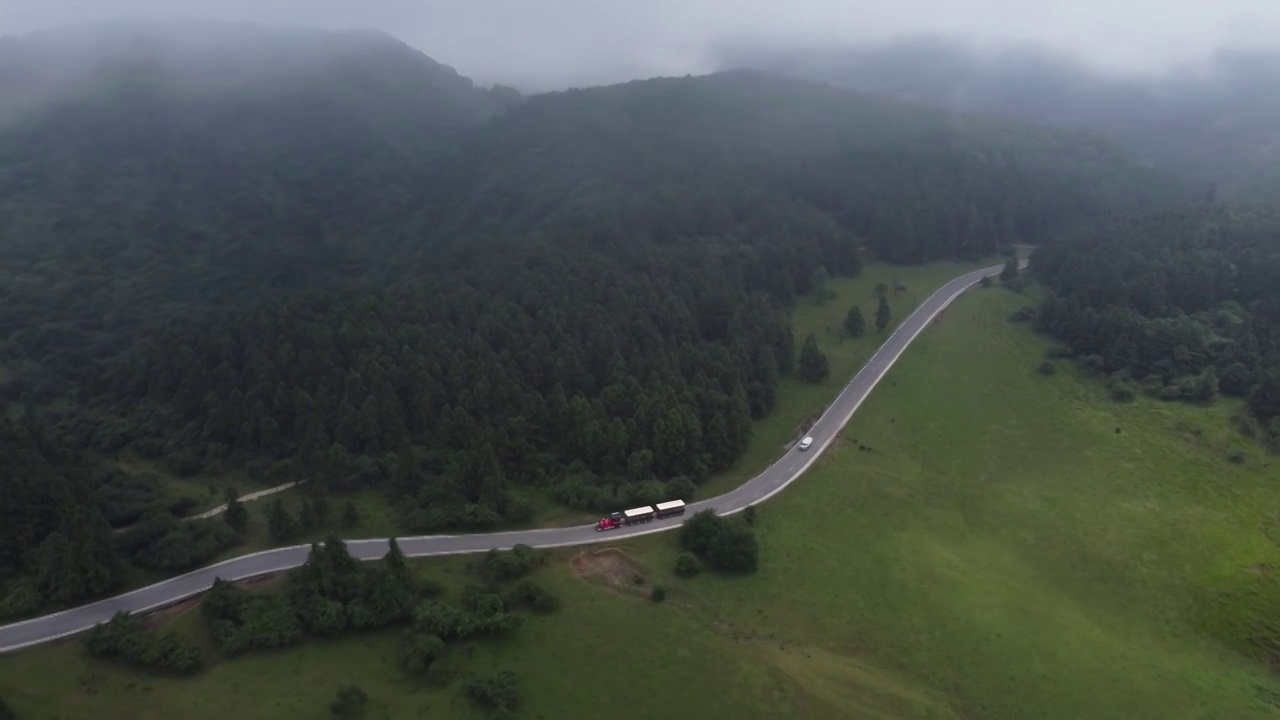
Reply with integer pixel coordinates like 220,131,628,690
189,480,307,520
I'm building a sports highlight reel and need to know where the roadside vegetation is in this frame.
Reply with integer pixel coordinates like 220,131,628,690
6,281,1280,718
0,257,991,625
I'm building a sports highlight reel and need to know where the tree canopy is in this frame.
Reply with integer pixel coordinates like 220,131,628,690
1031,206,1280,441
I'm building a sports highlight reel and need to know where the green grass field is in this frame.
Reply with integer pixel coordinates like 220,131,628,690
694,258,995,500
7,277,1280,719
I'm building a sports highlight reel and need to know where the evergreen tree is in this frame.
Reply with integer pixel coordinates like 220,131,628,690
341,500,361,529
1250,368,1280,423
809,266,835,305
843,304,866,338
875,295,892,332
797,333,830,383
223,487,249,533
1000,257,1019,282
299,499,318,532
313,496,332,527
267,499,298,542
392,445,423,497
384,538,410,580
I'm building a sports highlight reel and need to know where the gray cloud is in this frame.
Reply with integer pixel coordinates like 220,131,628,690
2,0,1279,89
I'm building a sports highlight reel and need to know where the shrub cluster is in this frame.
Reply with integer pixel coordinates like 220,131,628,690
678,509,759,573
82,611,204,675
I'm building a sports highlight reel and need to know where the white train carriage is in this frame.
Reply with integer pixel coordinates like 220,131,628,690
654,499,686,519
622,506,656,525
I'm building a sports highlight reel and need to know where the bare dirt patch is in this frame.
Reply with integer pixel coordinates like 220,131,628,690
1248,564,1271,575
236,571,286,592
141,598,201,628
570,548,650,596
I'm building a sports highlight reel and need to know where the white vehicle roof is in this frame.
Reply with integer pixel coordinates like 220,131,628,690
623,506,655,518
655,500,685,511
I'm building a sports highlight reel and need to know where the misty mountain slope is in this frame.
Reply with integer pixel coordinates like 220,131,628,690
415,69,1189,266
0,20,518,128
0,21,520,392
720,39,1280,201
0,24,1188,404
0,22,1206,616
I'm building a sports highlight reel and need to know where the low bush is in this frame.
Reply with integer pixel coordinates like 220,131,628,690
1107,376,1136,402
1008,306,1036,323
168,495,200,517
399,632,446,677
674,552,702,578
502,580,560,613
329,685,368,719
679,510,759,573
478,544,542,583
465,670,520,713
82,612,204,675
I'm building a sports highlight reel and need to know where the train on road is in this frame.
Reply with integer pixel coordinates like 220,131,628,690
595,499,686,531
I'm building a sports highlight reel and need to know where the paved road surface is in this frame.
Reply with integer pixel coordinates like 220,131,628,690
0,263,1009,654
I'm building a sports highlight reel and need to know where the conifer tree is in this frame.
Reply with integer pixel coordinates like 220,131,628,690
224,487,249,533
797,333,830,383
843,304,866,338
299,499,318,532
342,500,361,529
875,295,892,332
1000,257,1019,282
267,499,298,542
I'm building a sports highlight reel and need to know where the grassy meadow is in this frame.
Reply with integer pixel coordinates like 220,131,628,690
6,275,1280,718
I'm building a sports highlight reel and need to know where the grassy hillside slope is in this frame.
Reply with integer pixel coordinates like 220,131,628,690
5,284,1279,719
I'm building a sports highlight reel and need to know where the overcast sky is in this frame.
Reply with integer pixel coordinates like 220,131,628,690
3,0,1279,89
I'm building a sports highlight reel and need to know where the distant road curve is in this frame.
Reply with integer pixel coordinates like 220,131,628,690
0,262,1013,654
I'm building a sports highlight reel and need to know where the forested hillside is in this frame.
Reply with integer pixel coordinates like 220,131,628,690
1030,206,1280,442
720,39,1280,203
0,21,1192,614
0,21,519,402
92,243,787,529
415,70,1185,266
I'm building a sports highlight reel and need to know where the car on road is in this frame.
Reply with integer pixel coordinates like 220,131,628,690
798,436,813,450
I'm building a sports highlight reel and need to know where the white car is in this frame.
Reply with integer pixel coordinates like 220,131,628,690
798,436,814,451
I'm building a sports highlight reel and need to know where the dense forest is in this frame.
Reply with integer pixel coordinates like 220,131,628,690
94,242,792,528
0,21,1197,614
1030,206,1280,442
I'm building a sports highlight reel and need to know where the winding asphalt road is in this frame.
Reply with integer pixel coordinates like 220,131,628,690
0,263,1010,654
